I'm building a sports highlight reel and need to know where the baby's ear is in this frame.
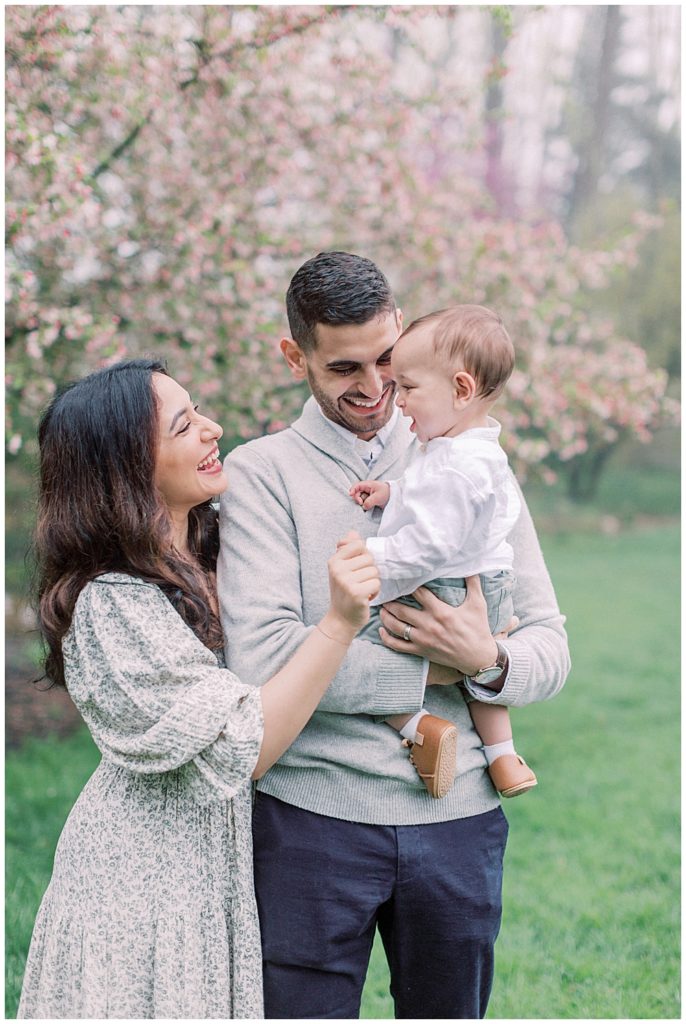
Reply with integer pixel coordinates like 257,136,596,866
453,370,477,403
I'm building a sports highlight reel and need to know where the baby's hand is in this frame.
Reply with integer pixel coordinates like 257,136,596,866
349,479,391,511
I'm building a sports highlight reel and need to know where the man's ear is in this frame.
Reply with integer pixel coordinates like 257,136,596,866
280,338,308,381
453,370,477,404
395,308,403,333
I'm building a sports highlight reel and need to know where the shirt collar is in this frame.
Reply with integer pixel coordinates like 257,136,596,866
317,405,399,466
317,404,399,448
423,415,502,451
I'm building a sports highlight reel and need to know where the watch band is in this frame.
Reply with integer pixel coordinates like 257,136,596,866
468,641,509,687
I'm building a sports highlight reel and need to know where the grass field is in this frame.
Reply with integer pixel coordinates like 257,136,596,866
5,523,680,1019
361,523,680,1019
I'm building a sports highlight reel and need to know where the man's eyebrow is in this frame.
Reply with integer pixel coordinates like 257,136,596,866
325,358,360,370
325,346,394,370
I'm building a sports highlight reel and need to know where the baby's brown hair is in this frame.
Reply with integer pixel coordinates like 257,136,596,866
401,304,515,399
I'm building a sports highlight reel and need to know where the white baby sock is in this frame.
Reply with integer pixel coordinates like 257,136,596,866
482,739,516,765
399,709,430,743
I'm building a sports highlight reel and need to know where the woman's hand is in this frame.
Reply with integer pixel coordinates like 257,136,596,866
378,575,508,677
321,531,380,641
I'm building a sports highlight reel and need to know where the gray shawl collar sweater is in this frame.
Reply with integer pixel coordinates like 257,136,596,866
219,397,570,825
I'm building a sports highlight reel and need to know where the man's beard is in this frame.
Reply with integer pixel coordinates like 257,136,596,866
307,373,396,437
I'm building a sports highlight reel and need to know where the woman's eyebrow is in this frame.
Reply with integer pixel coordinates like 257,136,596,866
169,407,188,431
169,395,193,431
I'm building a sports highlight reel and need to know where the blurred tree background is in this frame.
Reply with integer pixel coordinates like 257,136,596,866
4,6,680,1018
5,0,680,762
5,0,683,745
6,5,679,485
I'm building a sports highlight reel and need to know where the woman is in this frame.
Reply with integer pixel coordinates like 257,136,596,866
18,359,379,1019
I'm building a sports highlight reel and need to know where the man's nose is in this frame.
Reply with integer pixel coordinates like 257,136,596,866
357,364,384,397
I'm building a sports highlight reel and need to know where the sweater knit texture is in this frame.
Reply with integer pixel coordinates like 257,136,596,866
218,397,570,826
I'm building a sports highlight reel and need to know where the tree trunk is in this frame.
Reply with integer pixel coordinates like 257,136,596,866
567,5,623,224
565,444,615,502
484,18,513,216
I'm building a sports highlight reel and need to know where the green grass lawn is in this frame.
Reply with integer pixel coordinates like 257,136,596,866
362,523,680,1019
5,728,101,1016
5,525,680,1019
522,457,680,530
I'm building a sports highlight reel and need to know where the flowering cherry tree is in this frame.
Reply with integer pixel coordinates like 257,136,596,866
5,5,677,497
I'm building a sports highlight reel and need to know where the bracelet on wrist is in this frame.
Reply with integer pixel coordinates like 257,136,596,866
316,623,350,647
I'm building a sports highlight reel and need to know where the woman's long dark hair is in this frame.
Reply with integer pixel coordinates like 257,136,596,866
36,359,223,687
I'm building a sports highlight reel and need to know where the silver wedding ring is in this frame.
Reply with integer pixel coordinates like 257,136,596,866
403,623,412,642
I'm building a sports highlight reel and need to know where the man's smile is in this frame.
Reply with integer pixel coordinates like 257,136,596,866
341,384,394,416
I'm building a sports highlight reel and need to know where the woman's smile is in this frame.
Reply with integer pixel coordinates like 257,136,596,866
153,374,228,534
197,445,223,474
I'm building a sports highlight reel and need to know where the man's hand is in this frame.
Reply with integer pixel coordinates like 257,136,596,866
349,479,391,511
379,575,515,679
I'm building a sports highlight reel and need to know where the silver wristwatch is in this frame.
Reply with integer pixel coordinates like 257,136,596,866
467,642,509,687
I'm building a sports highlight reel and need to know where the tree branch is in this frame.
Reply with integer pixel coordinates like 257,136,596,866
89,10,338,174
179,10,337,89
90,111,152,179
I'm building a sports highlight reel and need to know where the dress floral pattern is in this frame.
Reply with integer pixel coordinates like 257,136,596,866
18,573,265,1019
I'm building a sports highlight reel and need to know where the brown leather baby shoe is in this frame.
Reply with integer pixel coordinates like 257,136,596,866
404,715,458,799
488,753,537,798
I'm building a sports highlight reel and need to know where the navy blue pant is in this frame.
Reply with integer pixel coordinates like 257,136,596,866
252,793,509,1019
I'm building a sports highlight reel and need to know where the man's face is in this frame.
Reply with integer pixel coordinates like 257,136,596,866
282,311,403,440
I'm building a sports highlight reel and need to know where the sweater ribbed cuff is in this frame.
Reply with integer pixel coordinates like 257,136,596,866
463,640,530,706
371,646,426,715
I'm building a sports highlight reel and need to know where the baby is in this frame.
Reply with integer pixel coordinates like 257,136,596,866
351,304,537,800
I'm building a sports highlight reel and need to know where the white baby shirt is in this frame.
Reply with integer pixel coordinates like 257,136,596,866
366,417,521,605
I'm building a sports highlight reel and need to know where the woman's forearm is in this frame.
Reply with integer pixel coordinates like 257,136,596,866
252,611,357,778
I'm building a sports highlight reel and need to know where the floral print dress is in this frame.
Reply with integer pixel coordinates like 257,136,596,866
18,573,265,1019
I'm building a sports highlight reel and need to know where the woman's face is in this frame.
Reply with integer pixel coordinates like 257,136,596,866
153,373,228,516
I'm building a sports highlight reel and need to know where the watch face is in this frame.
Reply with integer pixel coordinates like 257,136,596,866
475,666,505,686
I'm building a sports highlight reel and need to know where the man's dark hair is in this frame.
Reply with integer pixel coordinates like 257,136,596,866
286,251,396,352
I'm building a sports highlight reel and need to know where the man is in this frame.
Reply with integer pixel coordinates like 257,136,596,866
218,251,570,1019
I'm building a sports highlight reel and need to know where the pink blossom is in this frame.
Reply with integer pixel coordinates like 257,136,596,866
4,4,678,482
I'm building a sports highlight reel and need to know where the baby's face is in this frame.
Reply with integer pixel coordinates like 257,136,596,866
391,330,462,443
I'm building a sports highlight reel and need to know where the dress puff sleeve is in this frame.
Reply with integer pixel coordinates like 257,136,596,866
63,574,264,800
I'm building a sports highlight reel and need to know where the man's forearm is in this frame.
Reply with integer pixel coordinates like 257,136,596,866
378,476,571,707
464,620,570,708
